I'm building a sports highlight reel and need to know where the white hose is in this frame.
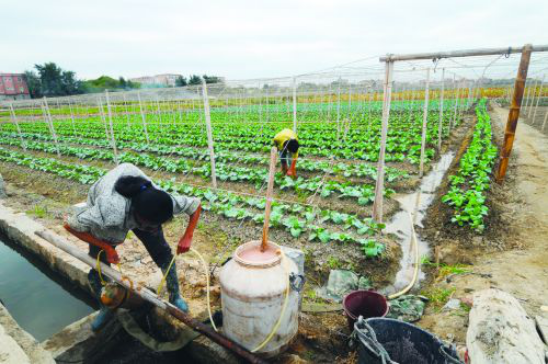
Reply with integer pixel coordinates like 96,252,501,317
158,247,218,332
388,212,420,300
251,249,291,353
190,247,218,332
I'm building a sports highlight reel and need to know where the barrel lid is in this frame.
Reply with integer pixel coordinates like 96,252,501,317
234,240,282,268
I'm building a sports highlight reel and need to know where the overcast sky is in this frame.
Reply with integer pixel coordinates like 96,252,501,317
2,0,547,80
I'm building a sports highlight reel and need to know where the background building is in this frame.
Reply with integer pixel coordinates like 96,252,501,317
129,73,181,87
0,73,30,101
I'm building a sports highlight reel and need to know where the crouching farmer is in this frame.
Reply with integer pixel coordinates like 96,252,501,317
273,128,299,178
65,163,201,331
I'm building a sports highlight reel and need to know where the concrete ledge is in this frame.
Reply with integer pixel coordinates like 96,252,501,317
0,324,30,364
0,303,55,364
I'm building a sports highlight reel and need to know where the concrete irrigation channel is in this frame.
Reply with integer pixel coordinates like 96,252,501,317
0,200,245,363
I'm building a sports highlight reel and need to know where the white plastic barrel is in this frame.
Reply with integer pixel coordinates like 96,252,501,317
219,240,299,357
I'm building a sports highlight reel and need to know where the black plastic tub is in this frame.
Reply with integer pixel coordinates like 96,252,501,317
354,318,462,364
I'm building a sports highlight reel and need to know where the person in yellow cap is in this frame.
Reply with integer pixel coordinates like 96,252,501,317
273,128,299,178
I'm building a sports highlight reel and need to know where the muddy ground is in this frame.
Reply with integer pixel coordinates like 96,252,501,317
417,105,548,354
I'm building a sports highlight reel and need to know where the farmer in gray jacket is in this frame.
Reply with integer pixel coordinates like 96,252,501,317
65,163,201,331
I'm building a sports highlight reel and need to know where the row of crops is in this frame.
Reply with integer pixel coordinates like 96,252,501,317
442,100,497,232
0,98,476,257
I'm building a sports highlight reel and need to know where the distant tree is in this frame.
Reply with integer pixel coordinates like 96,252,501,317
81,76,140,93
127,80,141,89
188,74,202,86
34,62,83,97
60,71,81,95
175,76,188,87
202,74,222,84
119,77,128,89
24,70,42,98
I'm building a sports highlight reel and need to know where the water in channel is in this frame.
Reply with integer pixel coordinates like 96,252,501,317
383,151,456,294
0,237,96,341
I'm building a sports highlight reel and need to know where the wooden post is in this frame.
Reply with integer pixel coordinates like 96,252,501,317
43,97,61,157
105,91,119,165
202,80,217,189
532,76,544,124
438,68,445,150
261,147,278,252
292,77,297,133
419,68,431,178
9,103,26,151
496,44,533,183
372,60,394,223
137,91,150,144
35,230,268,364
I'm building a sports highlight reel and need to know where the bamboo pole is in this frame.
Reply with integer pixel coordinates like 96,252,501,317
337,78,341,138
123,93,130,128
451,79,460,130
137,91,150,144
438,68,445,150
496,44,533,183
43,97,61,157
156,95,163,130
261,147,278,251
408,89,415,123
380,44,548,62
348,83,352,119
259,87,263,136
419,68,431,178
105,90,119,165
9,103,26,151
523,78,533,115
527,78,538,115
327,82,332,121
292,77,297,133
67,99,77,136
466,82,473,109
34,230,267,364
372,60,394,223
202,80,217,189
542,106,548,131
98,98,110,143
532,76,544,124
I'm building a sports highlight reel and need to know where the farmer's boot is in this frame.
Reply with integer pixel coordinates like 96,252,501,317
88,269,115,332
165,265,189,312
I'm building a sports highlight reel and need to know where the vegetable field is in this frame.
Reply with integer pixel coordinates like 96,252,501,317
0,89,473,263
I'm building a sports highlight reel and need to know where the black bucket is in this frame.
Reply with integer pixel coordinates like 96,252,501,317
354,318,462,364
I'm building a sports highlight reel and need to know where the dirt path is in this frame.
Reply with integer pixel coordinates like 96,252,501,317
419,105,548,347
